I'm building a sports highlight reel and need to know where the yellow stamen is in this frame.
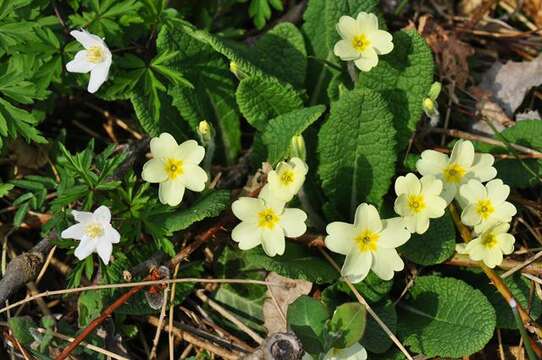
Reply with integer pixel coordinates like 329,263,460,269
482,233,498,249
354,229,379,252
257,208,280,230
352,34,370,52
279,169,295,186
476,199,494,220
164,158,184,180
85,223,104,239
443,162,466,183
86,45,105,63
408,194,426,213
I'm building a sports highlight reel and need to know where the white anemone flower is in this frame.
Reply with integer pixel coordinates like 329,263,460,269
142,133,208,207
66,30,112,93
325,203,410,283
61,205,120,265
333,12,393,72
231,192,307,257
394,173,447,234
456,222,515,268
261,157,308,202
416,140,497,203
459,179,517,233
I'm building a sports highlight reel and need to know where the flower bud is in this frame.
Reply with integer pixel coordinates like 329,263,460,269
229,61,246,80
197,120,214,145
289,135,306,161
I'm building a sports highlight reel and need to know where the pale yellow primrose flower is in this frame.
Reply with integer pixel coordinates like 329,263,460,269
61,206,120,265
333,12,393,72
416,140,497,203
325,203,410,283
394,173,447,234
231,192,307,257
261,157,308,202
459,179,517,233
142,133,208,207
456,222,515,268
66,30,112,93
302,343,368,360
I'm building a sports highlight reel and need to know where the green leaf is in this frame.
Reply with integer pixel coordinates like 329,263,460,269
318,88,396,218
474,120,542,188
157,25,241,163
249,0,283,29
0,183,14,197
398,276,496,358
242,242,339,284
357,30,434,151
78,290,105,327
328,303,366,349
287,295,329,354
262,105,326,164
236,76,303,131
361,301,397,354
8,316,36,345
302,0,378,104
160,190,230,233
399,211,456,265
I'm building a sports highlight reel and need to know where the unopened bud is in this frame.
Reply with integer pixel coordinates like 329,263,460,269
423,98,435,115
428,81,442,101
229,61,246,80
197,120,214,145
289,135,306,161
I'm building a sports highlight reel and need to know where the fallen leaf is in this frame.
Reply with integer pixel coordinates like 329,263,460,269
263,272,312,334
479,54,542,116
470,86,514,134
8,138,51,170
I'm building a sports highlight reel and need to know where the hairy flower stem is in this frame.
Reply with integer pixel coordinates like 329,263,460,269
449,203,542,354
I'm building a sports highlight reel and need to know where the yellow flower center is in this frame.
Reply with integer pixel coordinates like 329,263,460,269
164,158,184,180
354,229,379,252
279,169,295,186
85,223,104,239
86,45,105,64
352,34,370,52
443,162,466,183
408,194,426,213
481,233,498,249
257,208,280,229
476,199,495,220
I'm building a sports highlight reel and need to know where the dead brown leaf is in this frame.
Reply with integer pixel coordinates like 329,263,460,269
416,15,475,89
262,272,312,334
470,86,514,134
8,138,51,170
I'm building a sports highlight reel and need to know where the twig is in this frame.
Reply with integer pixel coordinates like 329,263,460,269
319,249,414,360
3,330,31,360
149,284,170,359
501,251,542,278
445,253,542,276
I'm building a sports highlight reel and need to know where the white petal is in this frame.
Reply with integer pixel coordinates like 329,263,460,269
465,238,485,261
395,173,421,196
371,248,404,280
415,215,430,234
424,195,447,218
158,179,185,206
498,233,515,254
232,197,264,222
70,30,105,49
87,59,111,93
96,240,113,265
450,140,475,167
461,205,482,226
379,218,410,248
325,343,368,360
368,30,393,55
266,172,294,202
259,191,286,214
341,249,372,283
459,180,487,204
72,210,93,223
491,202,517,222
181,164,208,192
440,183,458,204
261,228,285,257
336,15,360,39
470,153,497,182
420,175,443,197
353,203,382,232
416,150,449,176
74,238,95,260
280,208,307,238
333,39,360,61
394,194,411,217
178,140,205,164
483,248,503,268
141,158,168,183
357,12,379,33
93,205,111,224
150,133,179,158
105,226,120,244
231,222,262,250
66,50,94,73
61,223,86,239
325,222,355,255
353,47,378,72
403,216,418,234
486,179,509,205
